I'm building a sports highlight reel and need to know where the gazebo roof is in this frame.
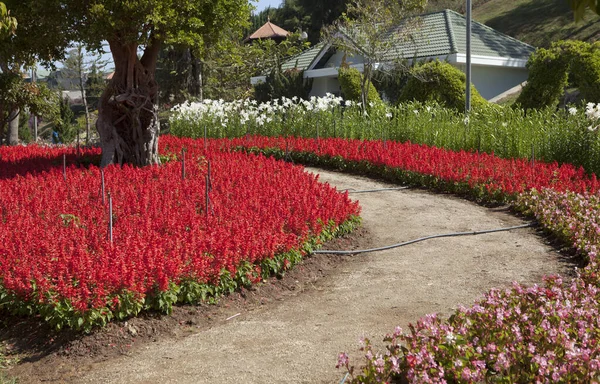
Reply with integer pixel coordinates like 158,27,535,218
247,19,290,40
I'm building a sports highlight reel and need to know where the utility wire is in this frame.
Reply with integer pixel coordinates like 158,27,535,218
343,186,410,194
313,223,535,256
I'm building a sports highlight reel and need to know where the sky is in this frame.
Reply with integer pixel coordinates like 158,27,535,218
253,0,282,13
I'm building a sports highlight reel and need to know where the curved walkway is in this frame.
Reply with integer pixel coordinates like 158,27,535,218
73,168,570,383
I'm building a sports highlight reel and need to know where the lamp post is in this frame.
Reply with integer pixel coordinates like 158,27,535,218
466,0,472,113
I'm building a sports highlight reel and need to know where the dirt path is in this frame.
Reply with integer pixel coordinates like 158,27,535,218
10,168,573,383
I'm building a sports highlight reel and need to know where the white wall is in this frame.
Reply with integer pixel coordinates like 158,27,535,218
306,62,529,101
309,77,341,97
455,64,529,100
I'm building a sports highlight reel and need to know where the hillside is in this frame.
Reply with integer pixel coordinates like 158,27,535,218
427,0,600,47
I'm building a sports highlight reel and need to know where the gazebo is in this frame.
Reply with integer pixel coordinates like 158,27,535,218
245,17,290,43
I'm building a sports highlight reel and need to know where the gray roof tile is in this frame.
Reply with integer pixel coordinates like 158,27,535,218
282,9,535,69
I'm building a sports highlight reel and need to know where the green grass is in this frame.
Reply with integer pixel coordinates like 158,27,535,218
474,0,600,47
427,0,600,48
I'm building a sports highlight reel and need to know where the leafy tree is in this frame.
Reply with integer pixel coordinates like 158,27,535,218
569,0,600,21
86,62,108,108
297,0,347,43
1,0,71,145
0,2,16,37
9,0,250,165
55,94,76,144
254,0,348,44
61,45,108,144
323,0,426,112
157,31,309,103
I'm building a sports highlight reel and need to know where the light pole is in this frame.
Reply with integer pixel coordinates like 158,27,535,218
466,0,472,113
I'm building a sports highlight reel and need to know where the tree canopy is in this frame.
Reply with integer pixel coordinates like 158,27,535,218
3,0,251,163
323,0,426,111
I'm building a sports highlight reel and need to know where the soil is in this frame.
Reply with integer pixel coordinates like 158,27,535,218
1,167,578,384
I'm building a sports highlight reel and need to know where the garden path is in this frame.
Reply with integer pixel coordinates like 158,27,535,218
31,168,573,383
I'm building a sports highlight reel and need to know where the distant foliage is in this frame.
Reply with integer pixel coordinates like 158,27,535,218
517,40,600,109
372,61,411,104
338,67,381,104
55,95,76,143
398,60,487,110
254,68,313,103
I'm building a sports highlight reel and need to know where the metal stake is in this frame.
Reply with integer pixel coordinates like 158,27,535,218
207,160,212,191
101,169,106,205
316,123,320,152
205,175,210,218
204,125,207,150
182,148,186,180
108,192,113,243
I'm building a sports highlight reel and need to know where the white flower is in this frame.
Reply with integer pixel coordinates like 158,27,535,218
568,107,577,115
413,109,419,115
445,332,456,345
586,102,600,121
345,100,353,107
463,116,470,125
385,112,393,119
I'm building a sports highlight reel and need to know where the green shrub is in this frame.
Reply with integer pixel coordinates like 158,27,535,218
517,40,600,109
338,67,381,104
398,60,487,110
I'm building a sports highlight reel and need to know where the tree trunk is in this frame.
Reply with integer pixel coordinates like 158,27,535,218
7,107,19,145
97,40,161,167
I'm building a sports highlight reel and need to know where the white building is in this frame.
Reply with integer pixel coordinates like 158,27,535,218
252,9,536,101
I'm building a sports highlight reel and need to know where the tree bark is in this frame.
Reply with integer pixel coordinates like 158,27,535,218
97,39,161,167
7,107,19,145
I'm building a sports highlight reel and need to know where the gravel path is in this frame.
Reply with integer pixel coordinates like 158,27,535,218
61,168,571,383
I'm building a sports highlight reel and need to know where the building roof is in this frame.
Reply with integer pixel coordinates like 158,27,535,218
281,42,327,71
282,9,535,70
381,9,535,61
247,20,290,40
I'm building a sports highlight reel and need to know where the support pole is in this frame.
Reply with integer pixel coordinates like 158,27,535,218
63,153,67,182
108,192,113,243
466,0,472,113
181,148,186,180
101,169,106,205
205,175,210,219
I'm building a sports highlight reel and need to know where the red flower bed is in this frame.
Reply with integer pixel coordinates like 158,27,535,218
226,136,600,197
0,136,360,330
